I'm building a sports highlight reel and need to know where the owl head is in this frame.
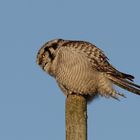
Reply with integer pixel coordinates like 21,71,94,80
36,39,64,73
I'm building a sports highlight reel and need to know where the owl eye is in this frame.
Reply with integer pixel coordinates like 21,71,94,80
42,54,46,58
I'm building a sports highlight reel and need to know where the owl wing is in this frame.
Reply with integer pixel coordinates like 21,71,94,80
81,41,135,81
61,40,134,81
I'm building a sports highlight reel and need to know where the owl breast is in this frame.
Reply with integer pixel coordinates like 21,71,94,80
53,47,99,95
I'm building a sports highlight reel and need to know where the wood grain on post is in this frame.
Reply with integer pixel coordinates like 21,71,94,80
66,94,87,140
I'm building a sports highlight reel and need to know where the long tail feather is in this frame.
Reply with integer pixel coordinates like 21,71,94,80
107,71,134,81
120,72,135,81
107,75,140,96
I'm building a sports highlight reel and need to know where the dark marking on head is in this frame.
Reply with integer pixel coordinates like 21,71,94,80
49,43,58,49
44,47,55,60
48,39,63,49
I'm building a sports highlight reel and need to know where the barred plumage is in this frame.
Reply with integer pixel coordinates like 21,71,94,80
36,39,140,100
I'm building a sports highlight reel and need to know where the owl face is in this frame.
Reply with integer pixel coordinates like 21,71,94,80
36,47,50,70
36,39,62,72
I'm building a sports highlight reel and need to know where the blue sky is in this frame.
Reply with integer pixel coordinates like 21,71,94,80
0,0,140,140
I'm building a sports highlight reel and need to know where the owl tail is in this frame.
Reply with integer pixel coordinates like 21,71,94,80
107,74,140,96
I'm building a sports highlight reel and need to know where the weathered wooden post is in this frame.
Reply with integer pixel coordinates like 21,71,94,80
66,94,87,140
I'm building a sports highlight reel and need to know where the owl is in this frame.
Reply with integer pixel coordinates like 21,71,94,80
36,39,140,100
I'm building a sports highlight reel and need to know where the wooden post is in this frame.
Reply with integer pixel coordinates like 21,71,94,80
66,94,87,140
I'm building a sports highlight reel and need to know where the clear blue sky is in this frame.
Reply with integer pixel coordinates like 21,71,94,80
0,0,140,140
